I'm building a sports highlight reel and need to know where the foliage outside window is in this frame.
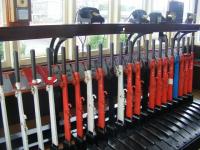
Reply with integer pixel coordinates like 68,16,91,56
19,0,64,58
87,35,108,50
0,43,4,59
19,39,52,58
76,0,109,51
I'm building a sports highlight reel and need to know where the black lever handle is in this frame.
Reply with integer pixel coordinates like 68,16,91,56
75,46,79,72
165,38,168,57
182,37,185,53
14,51,20,83
137,40,141,61
125,39,129,54
61,47,66,75
0,56,3,85
152,39,156,59
159,39,162,58
191,36,194,53
110,43,114,68
128,41,133,63
87,44,91,70
46,48,52,77
30,49,37,80
186,37,190,54
145,40,149,62
171,38,174,56
99,44,103,68
177,39,180,56
119,42,123,65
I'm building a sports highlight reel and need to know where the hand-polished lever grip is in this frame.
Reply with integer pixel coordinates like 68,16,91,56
128,41,133,63
99,44,103,68
145,40,149,61
137,40,141,61
75,46,79,72
159,39,162,58
182,37,185,53
152,39,156,59
186,37,190,54
61,47,67,75
14,51,20,83
165,38,168,57
171,38,174,56
46,48,52,77
30,49,37,80
191,36,194,53
110,43,114,68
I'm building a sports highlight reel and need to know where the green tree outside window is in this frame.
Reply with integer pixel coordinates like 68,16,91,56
0,42,4,59
88,35,108,50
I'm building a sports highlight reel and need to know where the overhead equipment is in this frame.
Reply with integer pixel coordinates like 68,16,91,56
168,0,184,23
129,9,149,24
77,7,105,24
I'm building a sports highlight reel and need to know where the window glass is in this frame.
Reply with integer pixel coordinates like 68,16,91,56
0,0,3,26
19,0,64,58
152,0,169,16
76,0,109,51
119,0,143,43
19,39,52,58
31,0,63,25
150,0,195,41
178,0,195,21
0,1,4,60
151,0,195,21
120,0,143,23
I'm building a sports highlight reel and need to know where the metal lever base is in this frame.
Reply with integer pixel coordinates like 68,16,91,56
50,144,58,150
63,140,75,150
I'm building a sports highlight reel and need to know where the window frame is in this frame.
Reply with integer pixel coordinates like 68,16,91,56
0,0,199,69
0,0,12,68
75,0,110,56
17,0,66,66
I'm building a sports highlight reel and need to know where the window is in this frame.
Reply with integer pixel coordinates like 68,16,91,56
151,0,169,16
76,0,109,51
120,0,144,23
0,1,5,60
31,0,63,25
151,0,195,21
150,0,195,43
19,39,52,58
195,0,200,44
179,0,195,21
76,0,109,23
119,0,144,43
0,0,3,27
19,0,64,59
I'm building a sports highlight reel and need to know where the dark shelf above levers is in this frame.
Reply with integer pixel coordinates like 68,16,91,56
0,24,200,42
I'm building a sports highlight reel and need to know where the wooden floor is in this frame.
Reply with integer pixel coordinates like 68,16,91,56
193,89,200,100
